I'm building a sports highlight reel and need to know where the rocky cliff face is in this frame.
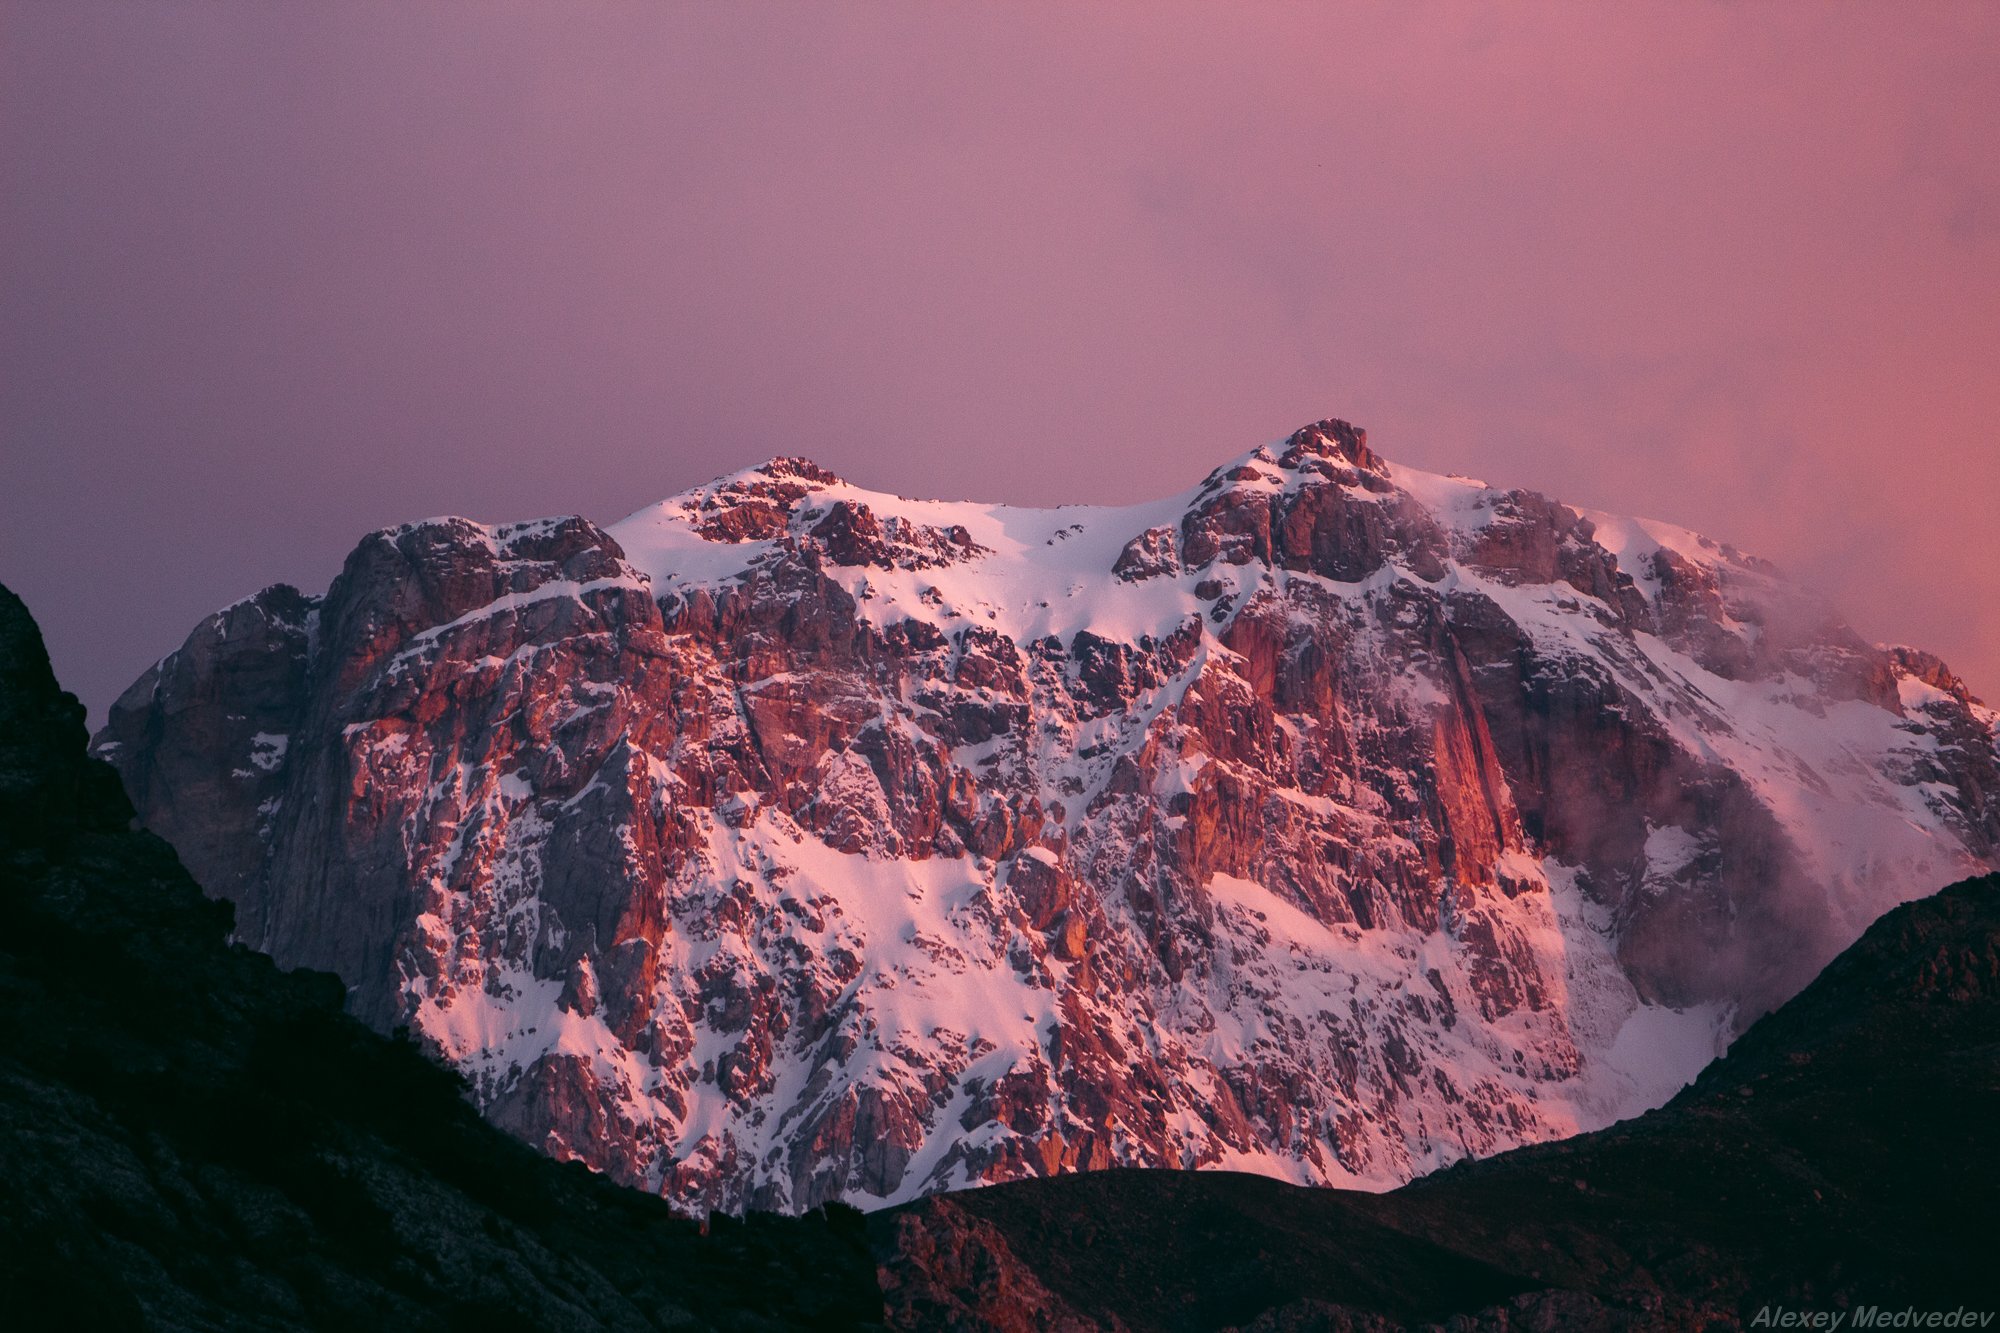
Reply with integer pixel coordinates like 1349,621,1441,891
96,419,2000,1215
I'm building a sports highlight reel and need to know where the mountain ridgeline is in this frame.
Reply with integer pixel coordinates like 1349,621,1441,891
95,419,2000,1215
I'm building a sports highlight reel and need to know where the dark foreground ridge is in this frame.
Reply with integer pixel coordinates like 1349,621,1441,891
0,583,884,1331
873,870,2000,1329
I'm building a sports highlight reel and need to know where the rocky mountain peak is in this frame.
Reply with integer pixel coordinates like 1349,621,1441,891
1282,415,1387,473
95,419,2000,1216
648,455,984,572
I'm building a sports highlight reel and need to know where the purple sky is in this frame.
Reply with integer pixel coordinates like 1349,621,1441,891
5,2,1998,720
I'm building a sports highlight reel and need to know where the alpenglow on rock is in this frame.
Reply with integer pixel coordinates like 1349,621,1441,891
96,419,2000,1215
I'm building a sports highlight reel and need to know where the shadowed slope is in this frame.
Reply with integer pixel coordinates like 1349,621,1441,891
0,583,884,1330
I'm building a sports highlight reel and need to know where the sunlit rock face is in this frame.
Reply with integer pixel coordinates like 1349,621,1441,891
97,418,2000,1215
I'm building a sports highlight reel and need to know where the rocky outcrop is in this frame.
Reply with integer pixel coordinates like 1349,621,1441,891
97,419,2000,1215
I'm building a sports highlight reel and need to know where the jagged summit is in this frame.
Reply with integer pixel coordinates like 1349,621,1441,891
646,416,1387,553
608,417,1909,703
1280,415,1388,473
96,418,2000,1216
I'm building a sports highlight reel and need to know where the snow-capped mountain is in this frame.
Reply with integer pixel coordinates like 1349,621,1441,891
94,419,2000,1215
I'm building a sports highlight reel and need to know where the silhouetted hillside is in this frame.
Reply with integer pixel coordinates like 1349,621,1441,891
0,583,884,1331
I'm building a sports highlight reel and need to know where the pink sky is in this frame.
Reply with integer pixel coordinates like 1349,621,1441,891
4,2,1998,716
